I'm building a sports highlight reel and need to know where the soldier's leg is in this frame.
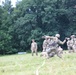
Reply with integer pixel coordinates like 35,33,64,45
43,47,46,52
35,49,38,56
58,47,63,54
72,46,76,53
31,50,34,56
68,46,72,53
46,48,51,54
57,53,62,58
56,50,62,58
74,50,76,53
47,49,56,58
46,52,55,59
46,48,51,58
49,52,55,57
74,47,76,53
68,46,70,53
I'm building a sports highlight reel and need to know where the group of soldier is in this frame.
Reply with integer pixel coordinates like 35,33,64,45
67,35,76,53
31,34,76,59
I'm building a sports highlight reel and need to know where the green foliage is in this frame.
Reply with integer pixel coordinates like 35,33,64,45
0,0,76,54
0,30,12,54
0,0,14,54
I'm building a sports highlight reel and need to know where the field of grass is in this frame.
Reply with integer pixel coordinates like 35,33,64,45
0,51,76,75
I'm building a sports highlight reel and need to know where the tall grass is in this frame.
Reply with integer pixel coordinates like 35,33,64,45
0,52,76,75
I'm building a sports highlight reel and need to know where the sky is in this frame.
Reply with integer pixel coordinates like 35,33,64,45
0,0,21,7
11,0,17,7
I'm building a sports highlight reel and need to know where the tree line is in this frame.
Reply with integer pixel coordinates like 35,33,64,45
0,0,76,55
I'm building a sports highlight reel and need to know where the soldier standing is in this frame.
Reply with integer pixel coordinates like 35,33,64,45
31,39,38,56
73,39,76,53
72,35,76,53
70,35,75,53
42,36,49,52
67,38,73,53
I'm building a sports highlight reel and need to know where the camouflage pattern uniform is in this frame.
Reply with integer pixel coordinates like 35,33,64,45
72,36,76,53
40,36,50,57
46,34,66,58
31,39,38,56
58,46,63,54
67,38,73,53
70,35,76,53
42,39,48,52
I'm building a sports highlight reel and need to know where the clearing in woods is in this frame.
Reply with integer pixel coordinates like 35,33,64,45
0,51,76,75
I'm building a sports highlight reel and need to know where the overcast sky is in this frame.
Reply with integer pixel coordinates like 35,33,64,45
11,0,17,7
0,0,21,7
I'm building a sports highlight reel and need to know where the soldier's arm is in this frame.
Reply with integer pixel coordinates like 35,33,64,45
49,36,55,39
58,39,66,45
67,41,70,46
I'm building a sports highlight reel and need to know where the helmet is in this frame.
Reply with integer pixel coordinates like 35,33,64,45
71,35,75,38
55,34,60,38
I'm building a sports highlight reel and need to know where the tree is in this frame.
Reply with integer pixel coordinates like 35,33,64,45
0,0,76,54
0,0,15,54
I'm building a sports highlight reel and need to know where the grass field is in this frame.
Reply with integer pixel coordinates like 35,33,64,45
0,51,76,75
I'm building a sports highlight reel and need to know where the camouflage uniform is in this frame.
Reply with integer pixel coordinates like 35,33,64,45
69,35,76,53
46,38,58,58
46,34,66,58
67,38,73,53
40,36,50,57
42,39,48,52
58,46,63,54
72,38,76,53
31,39,38,56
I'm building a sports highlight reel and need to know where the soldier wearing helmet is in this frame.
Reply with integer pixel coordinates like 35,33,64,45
46,34,66,58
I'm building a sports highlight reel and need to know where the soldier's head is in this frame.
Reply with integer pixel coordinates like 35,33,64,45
32,39,35,42
55,34,60,38
70,35,75,39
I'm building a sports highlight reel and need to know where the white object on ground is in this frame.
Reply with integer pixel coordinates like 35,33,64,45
18,52,26,54
36,60,46,75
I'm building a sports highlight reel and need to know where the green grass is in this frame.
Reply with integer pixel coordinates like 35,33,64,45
0,52,76,75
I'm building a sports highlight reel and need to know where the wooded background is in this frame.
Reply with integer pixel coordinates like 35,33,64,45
0,0,76,54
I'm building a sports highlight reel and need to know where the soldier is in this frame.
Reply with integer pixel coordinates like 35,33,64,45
31,39,38,56
58,46,63,54
42,36,50,52
40,36,50,57
72,35,76,53
46,37,56,58
69,35,76,53
46,34,66,58
66,38,73,53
